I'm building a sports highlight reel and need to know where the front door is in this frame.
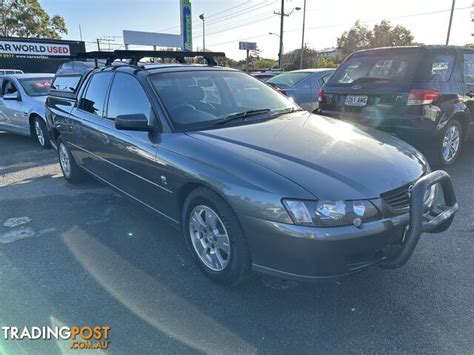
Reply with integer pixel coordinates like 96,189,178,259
95,72,175,221
0,79,28,134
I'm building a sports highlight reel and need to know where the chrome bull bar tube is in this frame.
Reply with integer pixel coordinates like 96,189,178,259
381,170,459,269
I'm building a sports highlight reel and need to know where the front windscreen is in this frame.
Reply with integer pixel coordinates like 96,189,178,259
19,78,53,96
149,70,295,130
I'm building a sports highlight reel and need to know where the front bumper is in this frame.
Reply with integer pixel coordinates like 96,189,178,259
242,170,458,282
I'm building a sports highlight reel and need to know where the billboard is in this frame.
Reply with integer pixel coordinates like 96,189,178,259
180,0,192,51
123,30,181,48
239,41,257,51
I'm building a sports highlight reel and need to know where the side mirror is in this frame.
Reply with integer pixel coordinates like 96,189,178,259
115,113,150,131
3,92,20,101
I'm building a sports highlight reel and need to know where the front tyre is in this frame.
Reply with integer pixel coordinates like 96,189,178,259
33,117,51,149
183,187,251,286
57,138,85,184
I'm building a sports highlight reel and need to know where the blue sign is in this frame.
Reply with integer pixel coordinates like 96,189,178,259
181,0,192,51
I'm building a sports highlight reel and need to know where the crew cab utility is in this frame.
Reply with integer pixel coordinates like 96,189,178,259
45,50,458,285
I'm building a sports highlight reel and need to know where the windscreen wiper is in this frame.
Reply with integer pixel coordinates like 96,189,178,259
213,109,271,126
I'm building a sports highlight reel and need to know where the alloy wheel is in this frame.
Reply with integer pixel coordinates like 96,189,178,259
35,120,45,146
442,125,460,163
189,205,231,271
59,143,71,178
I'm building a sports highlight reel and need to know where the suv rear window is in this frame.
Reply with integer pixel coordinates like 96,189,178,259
328,52,414,85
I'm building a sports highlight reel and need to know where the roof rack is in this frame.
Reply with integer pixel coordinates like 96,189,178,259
73,50,226,67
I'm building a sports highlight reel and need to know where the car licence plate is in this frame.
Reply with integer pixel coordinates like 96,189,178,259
345,95,368,107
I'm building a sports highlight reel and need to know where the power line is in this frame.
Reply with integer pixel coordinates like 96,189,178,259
286,5,472,33
195,13,276,39
206,5,472,51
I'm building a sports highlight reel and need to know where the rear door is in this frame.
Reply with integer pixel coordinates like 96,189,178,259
69,71,113,174
319,48,423,124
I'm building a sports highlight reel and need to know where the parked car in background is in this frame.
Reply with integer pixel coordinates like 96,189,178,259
0,73,54,148
266,68,334,112
46,51,458,286
317,45,474,166
0,69,24,75
250,68,283,81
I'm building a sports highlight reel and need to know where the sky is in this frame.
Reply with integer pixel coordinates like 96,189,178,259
40,0,474,60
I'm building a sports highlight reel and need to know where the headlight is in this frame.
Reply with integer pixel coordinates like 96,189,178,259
424,184,437,210
282,199,380,227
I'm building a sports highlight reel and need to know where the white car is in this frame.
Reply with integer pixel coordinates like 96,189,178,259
0,73,54,148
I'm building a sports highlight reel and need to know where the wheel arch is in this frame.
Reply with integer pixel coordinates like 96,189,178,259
451,111,469,140
176,181,235,226
28,112,43,136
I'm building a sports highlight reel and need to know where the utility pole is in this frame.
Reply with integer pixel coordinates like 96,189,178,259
96,38,101,51
79,24,83,41
300,0,307,69
278,0,284,68
446,0,456,45
199,13,205,51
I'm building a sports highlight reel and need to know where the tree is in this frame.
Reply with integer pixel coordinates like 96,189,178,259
1,0,67,39
337,21,373,58
337,20,414,58
372,20,414,48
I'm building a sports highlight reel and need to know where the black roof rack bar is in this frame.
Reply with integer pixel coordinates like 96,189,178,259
73,50,226,66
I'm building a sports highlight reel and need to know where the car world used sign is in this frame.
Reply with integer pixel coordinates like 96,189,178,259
0,40,70,56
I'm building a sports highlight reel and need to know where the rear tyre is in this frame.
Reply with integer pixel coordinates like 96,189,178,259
57,138,85,184
433,119,463,166
183,187,251,286
33,117,51,149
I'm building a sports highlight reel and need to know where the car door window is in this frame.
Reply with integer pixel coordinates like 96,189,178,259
430,53,454,82
106,73,153,121
79,72,113,116
318,73,332,87
3,80,18,95
463,53,474,84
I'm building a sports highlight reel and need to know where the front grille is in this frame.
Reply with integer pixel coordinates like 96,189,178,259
380,182,412,211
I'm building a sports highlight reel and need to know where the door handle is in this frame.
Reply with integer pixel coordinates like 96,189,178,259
100,133,109,144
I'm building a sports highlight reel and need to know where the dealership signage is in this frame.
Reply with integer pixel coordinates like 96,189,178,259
180,0,192,51
0,40,70,57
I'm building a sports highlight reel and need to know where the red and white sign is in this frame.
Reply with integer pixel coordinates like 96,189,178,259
0,40,70,56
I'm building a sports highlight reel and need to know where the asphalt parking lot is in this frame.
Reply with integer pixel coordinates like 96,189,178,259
0,130,473,354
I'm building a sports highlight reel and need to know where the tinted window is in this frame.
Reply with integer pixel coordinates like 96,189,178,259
150,71,294,130
51,76,81,93
19,78,52,96
267,72,312,87
80,72,113,115
463,53,474,84
328,51,418,86
430,54,454,82
106,73,153,120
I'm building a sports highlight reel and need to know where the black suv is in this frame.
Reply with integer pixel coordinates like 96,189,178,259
317,45,474,165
